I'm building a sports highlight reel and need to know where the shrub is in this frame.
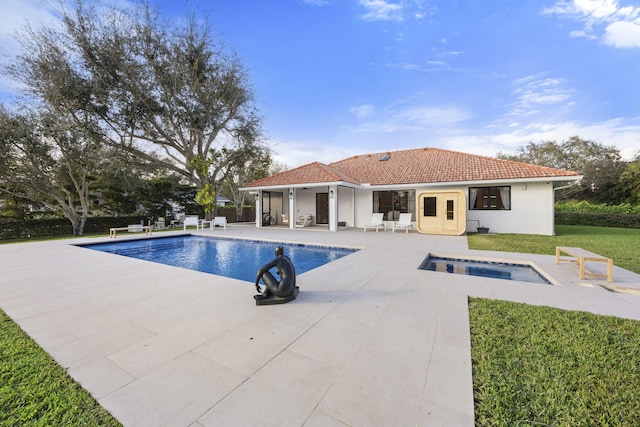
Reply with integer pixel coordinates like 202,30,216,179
0,216,148,241
556,200,640,214
555,212,640,228
555,201,640,229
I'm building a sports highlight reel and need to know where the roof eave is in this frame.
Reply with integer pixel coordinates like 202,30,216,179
356,175,582,190
240,181,358,192
426,175,583,187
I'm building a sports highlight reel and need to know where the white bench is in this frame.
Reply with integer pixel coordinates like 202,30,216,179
556,246,613,283
110,225,153,238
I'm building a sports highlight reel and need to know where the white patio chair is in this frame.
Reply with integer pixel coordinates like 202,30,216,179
295,214,312,228
392,213,414,233
183,215,199,230
363,213,385,232
213,216,227,230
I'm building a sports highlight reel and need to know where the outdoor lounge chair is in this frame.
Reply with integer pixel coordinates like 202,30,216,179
363,213,385,232
154,217,166,230
213,216,227,230
295,214,312,228
183,215,199,230
282,214,289,226
392,213,413,233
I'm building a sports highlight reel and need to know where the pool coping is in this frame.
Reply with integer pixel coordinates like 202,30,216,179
421,251,562,287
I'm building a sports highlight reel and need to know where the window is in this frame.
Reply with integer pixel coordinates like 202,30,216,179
424,197,437,217
469,186,511,210
446,200,454,220
373,190,415,221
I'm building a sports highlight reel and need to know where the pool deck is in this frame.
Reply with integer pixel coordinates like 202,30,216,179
1,225,640,426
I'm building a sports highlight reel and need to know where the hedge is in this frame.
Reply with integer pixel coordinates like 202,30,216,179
555,212,640,229
0,216,148,240
0,207,257,241
555,201,640,215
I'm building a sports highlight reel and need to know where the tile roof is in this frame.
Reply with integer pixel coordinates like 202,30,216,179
243,147,580,188
243,162,361,188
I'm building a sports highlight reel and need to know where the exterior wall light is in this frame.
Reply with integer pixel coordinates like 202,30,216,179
330,189,334,198
289,190,293,199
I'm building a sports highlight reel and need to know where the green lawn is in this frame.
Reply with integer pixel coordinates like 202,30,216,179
0,309,121,426
468,224,640,274
468,225,640,425
469,298,640,426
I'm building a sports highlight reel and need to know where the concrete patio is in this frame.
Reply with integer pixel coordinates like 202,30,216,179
1,225,639,426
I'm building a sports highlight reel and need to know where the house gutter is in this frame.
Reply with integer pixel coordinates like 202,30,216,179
553,177,583,192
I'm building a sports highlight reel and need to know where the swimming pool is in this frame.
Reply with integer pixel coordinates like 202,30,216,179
418,255,553,285
82,236,358,282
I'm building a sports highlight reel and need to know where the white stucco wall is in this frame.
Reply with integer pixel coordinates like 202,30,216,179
337,187,355,226
352,181,557,235
465,182,555,235
293,190,316,224
354,188,376,227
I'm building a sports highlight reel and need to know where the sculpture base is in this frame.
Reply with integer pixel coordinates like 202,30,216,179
254,286,299,306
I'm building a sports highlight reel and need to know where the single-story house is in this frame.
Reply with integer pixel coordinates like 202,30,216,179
241,147,582,235
215,195,233,207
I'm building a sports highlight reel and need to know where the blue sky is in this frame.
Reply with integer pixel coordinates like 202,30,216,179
2,0,639,168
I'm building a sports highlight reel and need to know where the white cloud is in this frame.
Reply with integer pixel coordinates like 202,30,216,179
349,104,376,118
300,0,330,6
394,105,473,127
272,113,640,169
604,20,640,47
0,0,58,57
509,75,574,117
575,0,618,18
356,0,437,24
569,28,597,39
346,103,473,136
358,0,404,22
438,118,640,161
383,61,421,70
545,0,640,48
0,0,63,97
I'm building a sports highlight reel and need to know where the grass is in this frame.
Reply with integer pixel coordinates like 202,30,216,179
0,308,122,426
469,298,640,426
468,224,640,274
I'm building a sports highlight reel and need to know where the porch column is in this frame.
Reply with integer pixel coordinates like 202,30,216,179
328,185,338,232
255,191,261,228
288,188,295,229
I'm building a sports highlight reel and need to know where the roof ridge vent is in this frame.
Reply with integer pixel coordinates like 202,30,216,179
380,154,390,161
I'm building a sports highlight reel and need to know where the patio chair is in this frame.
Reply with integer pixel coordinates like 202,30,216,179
213,216,227,230
392,213,413,233
183,215,199,230
363,213,385,232
282,214,289,226
154,217,166,230
295,214,312,228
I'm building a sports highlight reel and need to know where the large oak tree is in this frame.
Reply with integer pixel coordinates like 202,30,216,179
0,107,106,235
498,136,627,203
9,0,266,216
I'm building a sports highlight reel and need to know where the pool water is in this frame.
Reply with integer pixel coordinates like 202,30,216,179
82,236,357,282
418,255,551,285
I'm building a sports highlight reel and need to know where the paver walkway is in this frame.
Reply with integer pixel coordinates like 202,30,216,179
1,226,639,426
